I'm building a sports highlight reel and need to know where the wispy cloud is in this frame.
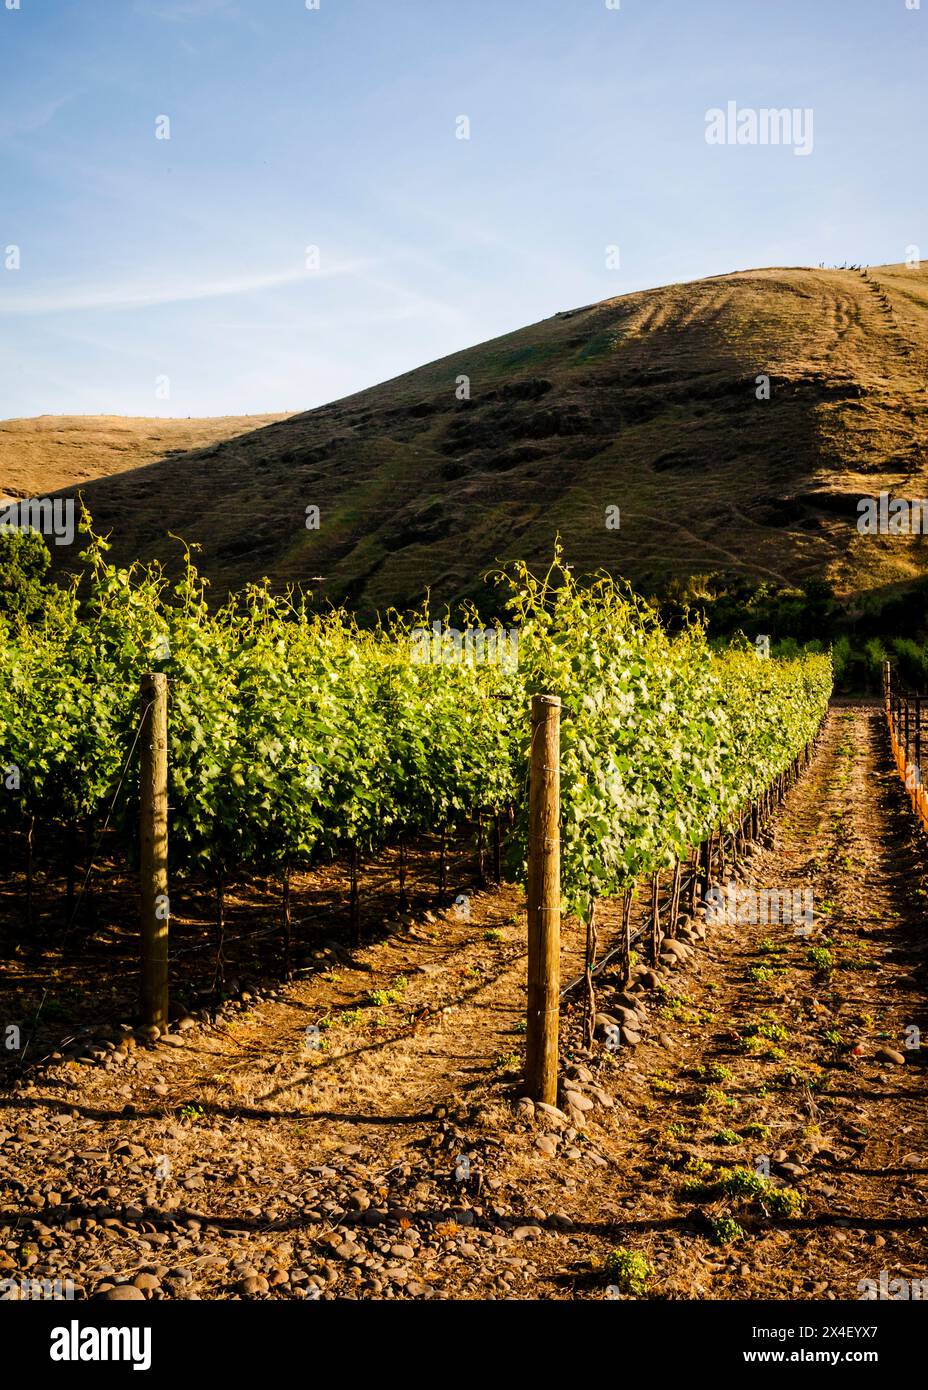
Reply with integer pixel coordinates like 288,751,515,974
0,260,370,315
0,94,77,146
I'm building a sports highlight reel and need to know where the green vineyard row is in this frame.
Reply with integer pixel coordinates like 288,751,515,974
0,530,833,920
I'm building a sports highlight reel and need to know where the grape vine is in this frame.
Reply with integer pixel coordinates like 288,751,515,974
0,526,832,926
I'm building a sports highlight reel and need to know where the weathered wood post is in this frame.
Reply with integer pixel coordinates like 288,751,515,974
915,696,922,803
349,842,360,946
904,693,910,764
525,694,561,1105
697,835,710,907
649,870,661,963
399,838,408,911
140,673,169,1030
282,864,292,981
883,660,891,715
621,886,634,983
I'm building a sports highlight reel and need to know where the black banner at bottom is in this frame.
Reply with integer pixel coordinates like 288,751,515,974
4,1297,924,1378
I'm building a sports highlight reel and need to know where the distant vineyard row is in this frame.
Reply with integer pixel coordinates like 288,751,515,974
0,525,832,920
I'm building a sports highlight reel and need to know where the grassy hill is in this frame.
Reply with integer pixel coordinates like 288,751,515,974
28,263,928,617
0,414,288,504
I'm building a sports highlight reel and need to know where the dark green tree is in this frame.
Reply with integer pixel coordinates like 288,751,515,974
0,527,53,621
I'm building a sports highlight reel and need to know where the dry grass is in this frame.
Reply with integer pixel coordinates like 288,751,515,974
0,413,289,503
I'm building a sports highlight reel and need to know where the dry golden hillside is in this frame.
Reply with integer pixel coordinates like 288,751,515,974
26,263,928,614
0,414,288,503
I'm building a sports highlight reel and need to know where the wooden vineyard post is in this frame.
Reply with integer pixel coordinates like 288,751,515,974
349,843,360,946
915,696,922,805
904,695,910,763
525,695,561,1105
282,864,292,982
621,887,634,983
668,858,682,938
25,815,34,931
701,834,710,890
582,898,598,1050
883,660,891,716
649,870,661,962
212,868,226,993
688,848,698,914
140,673,169,1031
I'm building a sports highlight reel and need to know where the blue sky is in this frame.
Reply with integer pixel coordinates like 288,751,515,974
0,0,925,419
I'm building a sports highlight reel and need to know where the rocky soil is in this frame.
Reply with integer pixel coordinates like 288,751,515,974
1,705,926,1301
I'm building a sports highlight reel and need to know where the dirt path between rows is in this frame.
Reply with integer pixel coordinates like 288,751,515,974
2,704,926,1301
